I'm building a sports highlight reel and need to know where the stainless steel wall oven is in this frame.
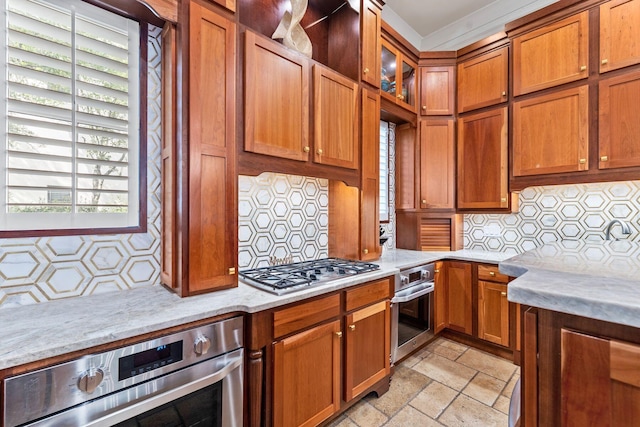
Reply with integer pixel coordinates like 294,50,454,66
4,316,244,427
391,263,435,363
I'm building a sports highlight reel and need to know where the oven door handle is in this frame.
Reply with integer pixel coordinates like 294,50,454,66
391,282,435,304
84,353,243,427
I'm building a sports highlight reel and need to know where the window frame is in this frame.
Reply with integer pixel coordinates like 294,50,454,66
0,0,149,238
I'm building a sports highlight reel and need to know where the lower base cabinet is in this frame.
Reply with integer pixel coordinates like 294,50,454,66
248,277,393,427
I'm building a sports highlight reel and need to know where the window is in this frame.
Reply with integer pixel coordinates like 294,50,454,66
379,120,390,222
1,0,143,234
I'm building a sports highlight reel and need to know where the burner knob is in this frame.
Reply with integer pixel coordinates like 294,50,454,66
77,368,104,394
194,336,212,356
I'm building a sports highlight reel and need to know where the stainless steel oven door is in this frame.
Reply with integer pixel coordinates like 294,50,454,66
22,348,243,427
391,282,435,363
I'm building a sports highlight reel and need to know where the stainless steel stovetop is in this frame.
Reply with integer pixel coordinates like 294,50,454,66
239,258,380,295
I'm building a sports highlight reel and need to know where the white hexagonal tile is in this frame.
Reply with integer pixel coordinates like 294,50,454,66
238,199,254,218
608,203,633,219
519,187,538,201
503,230,520,243
272,245,290,259
86,244,127,275
605,182,635,199
539,231,559,243
238,248,256,269
521,222,539,236
238,224,254,243
318,212,329,227
255,188,273,207
254,235,274,254
318,193,329,208
42,236,88,260
304,202,318,217
558,185,582,200
288,233,304,250
304,181,319,197
273,201,288,218
520,205,539,219
288,211,304,229
272,223,289,240
540,213,559,228
304,223,318,239
41,263,91,297
560,203,583,220
254,212,272,230
126,233,155,254
124,256,158,286
583,213,606,229
471,228,485,240
273,176,290,195
0,251,41,280
560,223,584,239
581,193,607,209
287,174,305,188
304,244,318,259
539,195,560,210
289,189,304,206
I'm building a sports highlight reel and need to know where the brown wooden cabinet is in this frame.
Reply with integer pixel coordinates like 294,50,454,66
420,65,455,116
446,261,473,335
419,119,455,209
162,0,237,296
599,0,640,74
381,39,418,112
313,65,359,170
457,106,509,210
598,70,640,170
244,30,309,161
361,0,382,88
512,11,589,96
457,45,508,113
273,319,342,427
478,280,509,347
513,85,589,176
434,261,446,334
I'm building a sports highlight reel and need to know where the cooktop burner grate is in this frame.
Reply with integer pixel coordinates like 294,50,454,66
239,258,380,295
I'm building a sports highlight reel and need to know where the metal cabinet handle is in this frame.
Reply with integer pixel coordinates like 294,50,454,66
434,269,440,274
349,324,355,331
600,155,609,162
363,67,369,74
317,149,323,155
422,105,427,110
602,59,608,65
363,249,369,255
580,65,587,71
489,271,496,277
501,291,507,297
336,331,342,338
502,91,507,96
303,146,310,153
579,158,586,164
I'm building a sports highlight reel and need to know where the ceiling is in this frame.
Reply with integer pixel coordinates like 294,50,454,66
382,0,559,51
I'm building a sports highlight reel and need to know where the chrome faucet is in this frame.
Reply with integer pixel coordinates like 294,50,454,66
604,219,632,240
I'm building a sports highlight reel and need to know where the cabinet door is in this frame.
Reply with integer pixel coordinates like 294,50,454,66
381,41,417,111
600,0,640,73
457,46,508,113
360,89,381,260
188,1,237,293
313,65,359,169
419,119,455,209
420,66,455,116
513,11,589,96
434,261,447,333
599,70,640,169
244,31,309,161
344,300,390,402
513,85,589,176
477,280,509,347
446,261,472,335
273,320,341,427
457,107,508,209
361,0,381,88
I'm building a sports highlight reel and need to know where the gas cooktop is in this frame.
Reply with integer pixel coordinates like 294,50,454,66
239,258,380,295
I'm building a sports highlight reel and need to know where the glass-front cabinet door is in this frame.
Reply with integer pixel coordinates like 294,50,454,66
381,39,417,112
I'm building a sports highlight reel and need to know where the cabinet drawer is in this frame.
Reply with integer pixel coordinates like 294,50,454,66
345,278,392,312
478,264,509,283
273,294,341,338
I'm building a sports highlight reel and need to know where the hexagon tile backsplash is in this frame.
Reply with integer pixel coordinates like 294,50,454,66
0,27,163,309
464,181,640,254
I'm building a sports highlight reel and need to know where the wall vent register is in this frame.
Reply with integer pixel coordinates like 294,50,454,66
239,257,380,295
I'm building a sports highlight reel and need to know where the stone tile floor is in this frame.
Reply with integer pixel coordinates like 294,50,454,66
327,337,520,427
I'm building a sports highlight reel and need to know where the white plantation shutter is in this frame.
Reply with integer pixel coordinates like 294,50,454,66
379,121,389,222
1,0,140,231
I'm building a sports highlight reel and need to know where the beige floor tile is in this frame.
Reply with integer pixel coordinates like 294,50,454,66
385,405,443,427
325,415,354,427
502,373,520,397
456,348,517,381
432,339,469,360
413,353,477,391
493,395,511,414
410,381,458,418
439,394,509,427
462,372,506,406
343,400,387,427
368,364,431,416
399,353,422,368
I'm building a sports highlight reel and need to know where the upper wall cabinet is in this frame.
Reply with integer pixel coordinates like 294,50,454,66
512,11,589,96
381,39,418,112
600,0,640,73
244,31,310,162
457,46,508,113
420,66,455,116
361,0,382,88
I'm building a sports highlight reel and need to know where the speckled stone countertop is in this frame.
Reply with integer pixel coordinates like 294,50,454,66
500,240,640,328
0,249,511,370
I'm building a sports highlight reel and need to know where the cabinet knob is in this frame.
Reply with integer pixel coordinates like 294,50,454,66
303,146,310,153
421,199,427,205
434,269,440,273
422,105,427,110
600,155,609,162
363,67,369,74
501,197,507,202
580,65,587,71
363,249,369,255
489,271,496,277
397,94,404,100
336,331,343,338
502,91,507,97
349,324,356,331
317,148,323,155
228,267,236,275
602,59,608,65
579,158,586,164
501,291,507,297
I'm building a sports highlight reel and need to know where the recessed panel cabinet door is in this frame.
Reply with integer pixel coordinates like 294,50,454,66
599,70,640,169
513,86,589,176
513,11,589,95
420,119,455,209
420,65,455,116
600,0,640,73
446,261,472,335
244,31,309,161
360,89,381,260
188,1,237,293
477,280,509,347
457,46,508,113
273,320,341,427
457,107,508,209
313,65,359,169
361,0,381,88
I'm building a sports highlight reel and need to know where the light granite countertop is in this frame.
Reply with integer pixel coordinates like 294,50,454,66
500,240,640,328
0,249,510,370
